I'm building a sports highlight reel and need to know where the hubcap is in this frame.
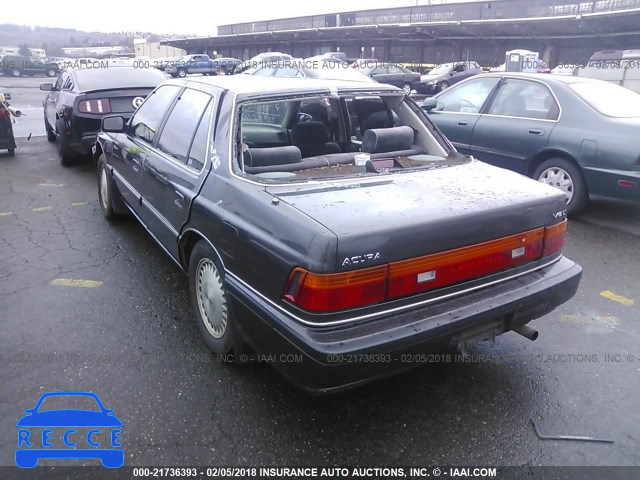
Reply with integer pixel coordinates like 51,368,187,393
196,258,227,339
99,167,109,210
538,167,574,204
403,84,411,95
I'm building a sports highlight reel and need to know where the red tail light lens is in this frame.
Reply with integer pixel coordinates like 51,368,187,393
543,219,567,256
387,228,544,299
78,99,111,114
284,265,388,312
284,221,568,313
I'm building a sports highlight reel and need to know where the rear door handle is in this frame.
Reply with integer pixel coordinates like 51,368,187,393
528,128,544,135
458,121,468,126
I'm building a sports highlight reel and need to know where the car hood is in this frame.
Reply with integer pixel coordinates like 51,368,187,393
16,410,123,427
266,160,567,270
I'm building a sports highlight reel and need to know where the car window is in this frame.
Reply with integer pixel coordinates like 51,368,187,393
54,74,64,90
242,101,288,125
37,395,101,412
388,65,403,74
452,64,465,73
345,96,396,140
488,79,559,120
434,77,500,113
569,81,640,117
186,101,214,171
275,67,303,78
130,85,180,143
157,88,212,163
253,66,276,76
372,66,388,75
62,75,74,90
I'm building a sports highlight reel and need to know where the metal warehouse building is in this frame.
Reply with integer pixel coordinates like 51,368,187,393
164,0,640,67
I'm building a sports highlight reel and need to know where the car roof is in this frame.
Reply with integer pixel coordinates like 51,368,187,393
70,66,167,91
476,72,606,85
174,74,401,95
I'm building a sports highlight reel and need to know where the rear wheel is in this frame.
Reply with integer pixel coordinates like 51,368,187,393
533,157,588,215
46,68,57,77
188,241,245,355
438,80,449,92
402,82,412,95
8,148,15,155
11,68,21,77
177,68,187,78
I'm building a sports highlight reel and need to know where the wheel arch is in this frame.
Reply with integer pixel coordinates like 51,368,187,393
526,148,582,178
178,228,226,275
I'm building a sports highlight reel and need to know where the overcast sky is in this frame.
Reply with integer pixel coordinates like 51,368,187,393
3,0,451,36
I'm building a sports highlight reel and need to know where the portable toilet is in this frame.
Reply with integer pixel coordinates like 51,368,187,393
505,49,539,73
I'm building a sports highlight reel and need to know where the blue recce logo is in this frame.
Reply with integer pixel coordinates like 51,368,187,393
15,391,123,468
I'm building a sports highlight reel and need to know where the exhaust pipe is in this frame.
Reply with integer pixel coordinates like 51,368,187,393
8,106,23,117
513,324,538,341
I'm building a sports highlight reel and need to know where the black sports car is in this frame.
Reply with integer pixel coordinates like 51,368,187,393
40,66,166,165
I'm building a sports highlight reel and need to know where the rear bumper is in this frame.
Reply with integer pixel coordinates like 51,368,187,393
227,256,582,393
584,166,640,201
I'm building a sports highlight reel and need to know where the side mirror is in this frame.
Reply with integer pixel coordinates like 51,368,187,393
40,83,53,92
449,72,454,77
3,93,10,100
421,97,437,112
102,115,126,133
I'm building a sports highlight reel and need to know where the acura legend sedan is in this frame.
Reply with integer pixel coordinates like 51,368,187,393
93,76,581,392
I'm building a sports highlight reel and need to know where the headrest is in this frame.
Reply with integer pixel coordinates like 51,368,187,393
362,126,415,154
291,121,330,145
244,146,302,167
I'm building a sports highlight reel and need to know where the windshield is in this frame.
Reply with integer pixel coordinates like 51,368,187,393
570,81,640,117
427,64,453,75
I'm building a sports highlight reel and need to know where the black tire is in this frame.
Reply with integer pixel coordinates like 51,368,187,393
188,241,244,355
46,69,57,77
402,82,412,95
44,114,56,142
97,154,128,220
8,148,15,155
177,68,187,78
533,157,588,215
55,120,75,166
438,80,449,92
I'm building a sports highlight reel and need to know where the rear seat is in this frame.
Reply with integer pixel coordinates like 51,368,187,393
361,126,423,158
242,126,424,174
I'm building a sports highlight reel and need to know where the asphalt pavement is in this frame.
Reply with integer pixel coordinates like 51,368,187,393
1,75,639,476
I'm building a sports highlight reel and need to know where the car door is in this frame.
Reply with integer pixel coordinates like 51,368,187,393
370,66,391,83
385,65,406,87
193,55,207,74
45,73,65,128
469,78,559,173
138,87,216,259
110,85,181,217
426,76,501,155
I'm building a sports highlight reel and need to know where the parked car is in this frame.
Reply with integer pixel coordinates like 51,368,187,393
352,62,421,95
93,75,581,392
418,61,483,94
40,66,166,165
233,52,294,74
0,55,60,77
421,73,640,214
165,54,235,77
245,60,375,83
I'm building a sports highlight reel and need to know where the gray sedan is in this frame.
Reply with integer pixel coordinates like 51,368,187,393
421,73,640,214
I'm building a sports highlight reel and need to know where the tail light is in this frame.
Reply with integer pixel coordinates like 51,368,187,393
78,99,111,114
542,219,567,256
284,221,568,313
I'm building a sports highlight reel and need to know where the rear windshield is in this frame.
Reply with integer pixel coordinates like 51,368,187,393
569,81,640,117
235,92,458,184
74,67,166,91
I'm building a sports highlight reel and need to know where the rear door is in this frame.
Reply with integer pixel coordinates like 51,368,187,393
470,77,558,173
426,76,500,155
110,85,181,216
138,86,216,258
